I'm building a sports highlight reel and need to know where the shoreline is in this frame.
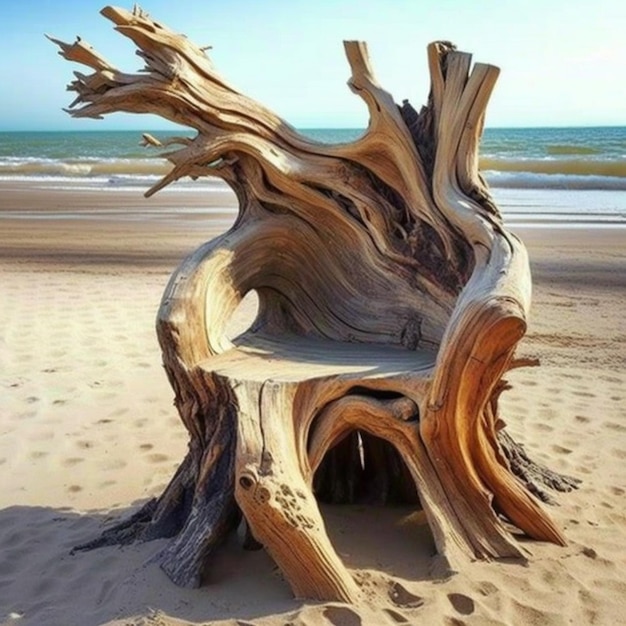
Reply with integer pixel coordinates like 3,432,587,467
1,179,626,217
0,180,624,275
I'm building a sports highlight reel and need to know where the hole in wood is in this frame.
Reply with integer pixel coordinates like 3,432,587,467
346,386,406,401
314,431,436,580
239,475,254,490
313,431,420,506
224,289,259,340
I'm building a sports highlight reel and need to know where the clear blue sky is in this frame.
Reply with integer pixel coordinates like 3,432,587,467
1,0,624,130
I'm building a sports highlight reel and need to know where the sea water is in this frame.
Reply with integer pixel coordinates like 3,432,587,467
1,127,625,224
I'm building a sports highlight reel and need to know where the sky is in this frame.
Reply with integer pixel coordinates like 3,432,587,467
0,0,624,130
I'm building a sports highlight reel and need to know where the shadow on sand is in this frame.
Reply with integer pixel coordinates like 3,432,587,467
0,499,437,625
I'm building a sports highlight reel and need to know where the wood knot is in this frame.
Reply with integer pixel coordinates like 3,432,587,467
400,316,422,350
392,397,420,422
238,471,271,505
239,474,254,490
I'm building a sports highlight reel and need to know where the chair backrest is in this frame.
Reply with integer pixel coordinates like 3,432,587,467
226,211,455,352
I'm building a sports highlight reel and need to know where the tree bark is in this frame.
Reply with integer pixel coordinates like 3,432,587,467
58,6,577,601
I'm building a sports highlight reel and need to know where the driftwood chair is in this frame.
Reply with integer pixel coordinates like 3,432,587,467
56,6,577,603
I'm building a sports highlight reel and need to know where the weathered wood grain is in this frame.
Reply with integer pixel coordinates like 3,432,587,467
58,5,576,602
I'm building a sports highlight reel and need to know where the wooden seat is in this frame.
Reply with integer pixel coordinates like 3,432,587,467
201,332,437,382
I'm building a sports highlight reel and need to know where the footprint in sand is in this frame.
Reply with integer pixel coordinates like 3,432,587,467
560,372,583,380
383,608,410,624
582,546,598,559
603,421,626,432
599,374,621,383
551,444,573,455
322,607,363,626
388,582,423,608
148,453,169,464
535,423,554,433
448,593,476,615
62,457,84,467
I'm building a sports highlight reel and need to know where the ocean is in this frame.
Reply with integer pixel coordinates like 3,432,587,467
1,127,625,225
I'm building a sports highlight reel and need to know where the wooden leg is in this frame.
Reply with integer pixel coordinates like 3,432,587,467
232,380,362,602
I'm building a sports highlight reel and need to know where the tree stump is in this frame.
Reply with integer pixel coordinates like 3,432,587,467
54,6,578,602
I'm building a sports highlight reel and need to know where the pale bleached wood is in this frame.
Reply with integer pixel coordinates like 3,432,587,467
58,6,575,601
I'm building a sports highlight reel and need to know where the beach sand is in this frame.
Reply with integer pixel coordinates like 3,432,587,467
0,181,624,625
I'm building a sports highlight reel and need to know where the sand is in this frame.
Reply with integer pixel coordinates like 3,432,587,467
0,181,624,625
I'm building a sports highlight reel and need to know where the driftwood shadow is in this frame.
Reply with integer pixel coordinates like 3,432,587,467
0,501,440,626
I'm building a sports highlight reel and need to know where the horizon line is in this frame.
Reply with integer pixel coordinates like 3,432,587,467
1,123,625,133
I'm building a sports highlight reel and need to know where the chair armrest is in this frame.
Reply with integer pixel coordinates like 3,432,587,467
156,226,253,370
427,232,531,418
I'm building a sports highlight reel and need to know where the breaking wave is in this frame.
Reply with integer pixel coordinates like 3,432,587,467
0,157,171,178
479,157,626,179
484,171,626,191
1,153,625,192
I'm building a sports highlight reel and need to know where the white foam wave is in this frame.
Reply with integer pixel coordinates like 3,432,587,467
2,156,626,192
0,173,228,192
484,171,626,191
